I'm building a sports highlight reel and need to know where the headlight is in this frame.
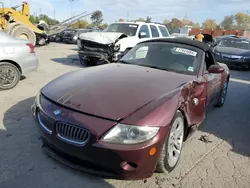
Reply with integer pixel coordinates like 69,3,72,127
114,44,120,51
73,36,77,40
214,51,221,56
101,123,160,144
77,40,82,48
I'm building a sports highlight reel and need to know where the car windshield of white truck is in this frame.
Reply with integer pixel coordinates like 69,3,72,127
105,23,138,36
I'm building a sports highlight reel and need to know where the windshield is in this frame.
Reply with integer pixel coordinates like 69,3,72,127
218,38,250,50
120,42,201,75
104,23,138,36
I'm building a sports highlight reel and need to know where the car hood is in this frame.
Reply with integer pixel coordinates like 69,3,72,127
215,46,250,56
79,31,128,45
41,63,194,121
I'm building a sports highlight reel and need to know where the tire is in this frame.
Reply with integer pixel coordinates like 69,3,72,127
55,36,61,42
156,110,185,173
9,24,36,45
79,56,98,67
37,37,46,46
215,79,229,107
0,62,21,90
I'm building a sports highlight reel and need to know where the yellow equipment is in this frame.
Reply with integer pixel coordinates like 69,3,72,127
0,1,48,45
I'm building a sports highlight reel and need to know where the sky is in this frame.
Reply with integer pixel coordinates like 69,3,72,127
3,0,250,24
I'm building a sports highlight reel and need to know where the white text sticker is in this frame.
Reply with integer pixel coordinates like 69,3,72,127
175,47,197,56
188,67,194,72
129,25,137,28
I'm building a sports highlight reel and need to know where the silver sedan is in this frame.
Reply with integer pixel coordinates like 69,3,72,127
0,32,39,90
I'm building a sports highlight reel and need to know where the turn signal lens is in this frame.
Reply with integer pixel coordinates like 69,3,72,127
149,147,156,156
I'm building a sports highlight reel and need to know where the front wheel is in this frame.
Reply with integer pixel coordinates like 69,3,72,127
0,62,21,90
79,56,98,67
156,110,185,173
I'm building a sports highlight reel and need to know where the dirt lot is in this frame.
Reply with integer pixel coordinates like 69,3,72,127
0,43,250,188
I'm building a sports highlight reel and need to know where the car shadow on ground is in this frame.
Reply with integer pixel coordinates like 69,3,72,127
51,55,107,68
0,97,114,188
199,70,250,158
51,55,84,68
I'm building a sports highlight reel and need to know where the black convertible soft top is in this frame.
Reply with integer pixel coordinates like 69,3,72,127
139,37,210,52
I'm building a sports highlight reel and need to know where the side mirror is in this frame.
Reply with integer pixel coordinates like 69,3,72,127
139,32,147,38
208,65,225,74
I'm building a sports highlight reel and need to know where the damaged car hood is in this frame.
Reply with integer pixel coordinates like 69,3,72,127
41,64,194,121
79,32,128,45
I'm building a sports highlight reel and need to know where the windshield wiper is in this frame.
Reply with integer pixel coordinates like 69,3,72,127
118,60,131,64
138,64,177,72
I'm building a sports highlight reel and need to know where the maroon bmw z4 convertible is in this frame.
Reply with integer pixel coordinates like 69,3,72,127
32,38,230,180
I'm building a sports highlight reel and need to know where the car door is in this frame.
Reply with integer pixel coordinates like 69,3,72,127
138,24,150,41
203,51,221,104
149,25,160,38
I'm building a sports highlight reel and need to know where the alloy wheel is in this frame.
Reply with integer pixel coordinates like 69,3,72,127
0,66,18,88
167,116,184,168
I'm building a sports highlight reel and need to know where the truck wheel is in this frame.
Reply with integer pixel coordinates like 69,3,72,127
0,62,21,90
9,24,36,45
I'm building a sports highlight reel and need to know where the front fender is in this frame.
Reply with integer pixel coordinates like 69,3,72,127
121,89,183,127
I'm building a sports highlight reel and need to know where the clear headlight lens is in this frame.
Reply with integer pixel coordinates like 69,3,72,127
214,51,221,56
114,44,120,51
77,39,82,48
101,124,160,144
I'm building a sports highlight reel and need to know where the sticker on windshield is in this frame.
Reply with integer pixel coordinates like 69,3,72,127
242,41,249,44
188,67,194,72
175,48,197,56
129,25,137,27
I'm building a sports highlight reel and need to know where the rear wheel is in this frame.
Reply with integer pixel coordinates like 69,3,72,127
0,62,21,90
9,24,36,45
215,80,229,107
156,111,185,173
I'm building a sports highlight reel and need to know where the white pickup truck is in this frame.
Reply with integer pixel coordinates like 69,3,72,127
77,21,171,66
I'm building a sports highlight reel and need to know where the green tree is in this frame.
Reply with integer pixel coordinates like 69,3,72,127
90,10,103,26
71,20,89,29
235,12,250,29
136,18,145,22
193,22,200,28
202,19,217,29
145,16,152,23
29,14,59,25
220,15,235,29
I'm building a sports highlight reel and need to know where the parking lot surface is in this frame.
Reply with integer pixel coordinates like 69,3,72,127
0,43,250,188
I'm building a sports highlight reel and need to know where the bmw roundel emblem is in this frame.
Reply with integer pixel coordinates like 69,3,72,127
54,109,62,116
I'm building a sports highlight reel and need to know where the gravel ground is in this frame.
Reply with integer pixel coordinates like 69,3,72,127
0,43,250,188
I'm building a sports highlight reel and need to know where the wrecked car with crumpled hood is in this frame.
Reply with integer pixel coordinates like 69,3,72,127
77,22,170,66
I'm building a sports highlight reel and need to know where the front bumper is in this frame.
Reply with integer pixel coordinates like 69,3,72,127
21,54,39,75
31,98,168,180
214,54,250,69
